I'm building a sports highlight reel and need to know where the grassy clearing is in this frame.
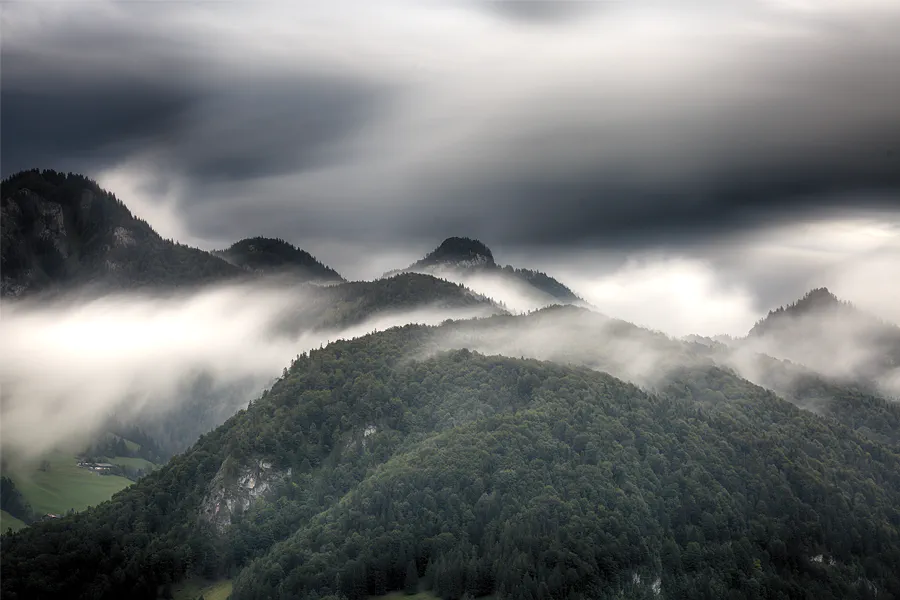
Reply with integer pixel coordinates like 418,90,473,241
1,509,28,533
6,451,133,515
171,578,233,600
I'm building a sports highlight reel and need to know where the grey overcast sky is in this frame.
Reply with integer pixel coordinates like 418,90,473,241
2,0,899,333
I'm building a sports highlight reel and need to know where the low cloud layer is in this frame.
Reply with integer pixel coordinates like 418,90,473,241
0,283,493,460
2,256,897,461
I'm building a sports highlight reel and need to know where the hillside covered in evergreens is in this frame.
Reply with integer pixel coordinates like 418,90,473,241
1,170,245,297
3,317,900,600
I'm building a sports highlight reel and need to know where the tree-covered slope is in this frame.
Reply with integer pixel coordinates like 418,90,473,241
1,169,244,297
436,305,900,450
214,237,344,283
281,273,504,332
4,320,900,600
745,288,900,395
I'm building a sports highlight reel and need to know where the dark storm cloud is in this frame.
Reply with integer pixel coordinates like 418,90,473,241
449,165,900,249
478,0,603,24
2,0,899,255
1,84,197,177
1,4,396,182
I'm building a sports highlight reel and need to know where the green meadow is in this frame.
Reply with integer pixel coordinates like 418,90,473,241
6,451,133,515
1,509,28,533
171,578,233,600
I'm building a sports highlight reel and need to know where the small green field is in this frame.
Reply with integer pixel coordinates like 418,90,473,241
171,578,233,600
1,509,28,533
6,451,133,515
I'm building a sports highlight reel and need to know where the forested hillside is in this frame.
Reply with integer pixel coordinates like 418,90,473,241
281,273,505,332
121,273,503,458
1,170,244,297
4,318,900,600
433,306,900,449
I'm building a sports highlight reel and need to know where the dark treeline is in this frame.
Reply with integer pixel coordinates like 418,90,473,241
1,477,35,526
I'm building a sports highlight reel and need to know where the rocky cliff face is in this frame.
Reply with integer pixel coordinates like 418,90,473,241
199,457,292,533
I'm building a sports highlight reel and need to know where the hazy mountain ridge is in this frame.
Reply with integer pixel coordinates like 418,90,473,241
214,237,344,284
426,304,900,448
742,287,900,397
387,236,583,308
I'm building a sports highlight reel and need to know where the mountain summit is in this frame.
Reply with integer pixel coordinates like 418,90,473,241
412,236,495,270
215,237,344,283
749,287,847,337
746,287,900,394
390,236,582,307
1,169,242,297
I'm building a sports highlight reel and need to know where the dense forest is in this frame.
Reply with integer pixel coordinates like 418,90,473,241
4,318,900,599
1,477,35,526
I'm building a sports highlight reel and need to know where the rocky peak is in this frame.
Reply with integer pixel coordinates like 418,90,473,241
415,237,496,270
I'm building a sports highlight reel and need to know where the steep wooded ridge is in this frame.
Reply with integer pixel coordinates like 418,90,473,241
744,287,900,396
214,237,344,283
0,170,244,297
3,316,900,600
389,236,583,304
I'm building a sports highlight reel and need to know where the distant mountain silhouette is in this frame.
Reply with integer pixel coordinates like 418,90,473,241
1,169,243,297
387,236,582,305
746,287,900,395
215,237,343,283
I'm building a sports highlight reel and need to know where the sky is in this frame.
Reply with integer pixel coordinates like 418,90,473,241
2,0,899,332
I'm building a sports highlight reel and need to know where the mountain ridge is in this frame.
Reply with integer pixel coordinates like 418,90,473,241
214,237,344,284
387,236,583,306
1,169,244,297
743,287,900,397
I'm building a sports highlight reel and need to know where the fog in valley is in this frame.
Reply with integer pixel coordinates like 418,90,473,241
0,281,497,462
4,245,898,466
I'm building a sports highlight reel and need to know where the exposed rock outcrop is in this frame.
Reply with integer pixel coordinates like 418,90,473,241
199,457,292,533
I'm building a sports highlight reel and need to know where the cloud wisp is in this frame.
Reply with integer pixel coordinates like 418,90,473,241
0,282,495,460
